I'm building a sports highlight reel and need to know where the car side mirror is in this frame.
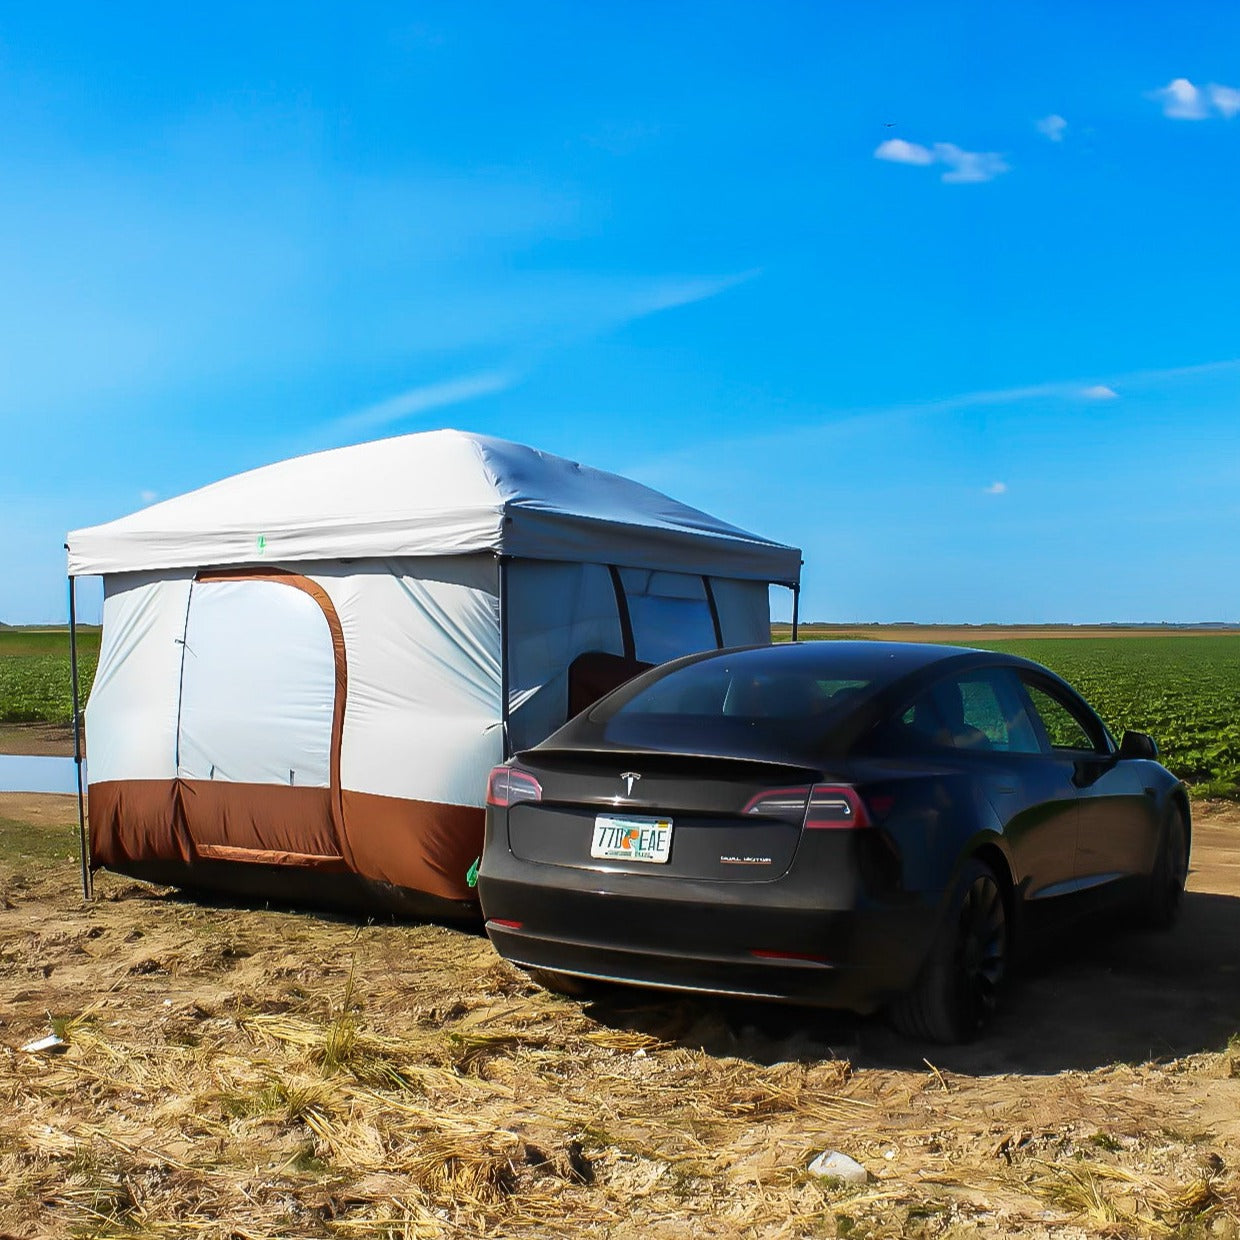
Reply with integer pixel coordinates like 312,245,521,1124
1119,730,1159,760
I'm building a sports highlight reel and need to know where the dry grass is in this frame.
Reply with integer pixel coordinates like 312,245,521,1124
2,801,1239,1238
0,902,872,1238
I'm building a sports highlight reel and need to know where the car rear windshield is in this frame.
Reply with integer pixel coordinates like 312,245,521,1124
587,651,877,762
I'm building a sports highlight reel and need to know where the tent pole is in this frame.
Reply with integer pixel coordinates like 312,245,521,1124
790,580,801,643
498,555,511,759
66,569,91,900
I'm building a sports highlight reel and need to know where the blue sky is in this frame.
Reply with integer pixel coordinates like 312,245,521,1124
3,2,1239,624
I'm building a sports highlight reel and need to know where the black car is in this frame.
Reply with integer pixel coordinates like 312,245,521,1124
478,642,1190,1042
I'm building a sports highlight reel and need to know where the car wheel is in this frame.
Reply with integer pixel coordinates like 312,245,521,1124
1144,803,1189,930
890,860,1008,1044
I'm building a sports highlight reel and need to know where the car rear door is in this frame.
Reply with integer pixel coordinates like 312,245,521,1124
879,667,1081,903
958,668,1081,901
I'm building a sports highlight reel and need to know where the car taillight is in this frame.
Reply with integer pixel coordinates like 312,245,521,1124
485,766,543,808
803,784,871,829
743,786,812,822
743,784,871,830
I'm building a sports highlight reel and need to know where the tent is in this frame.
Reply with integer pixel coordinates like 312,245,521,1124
66,429,802,917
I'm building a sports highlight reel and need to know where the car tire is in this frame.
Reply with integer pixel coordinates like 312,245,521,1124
1143,802,1189,930
890,859,1008,1044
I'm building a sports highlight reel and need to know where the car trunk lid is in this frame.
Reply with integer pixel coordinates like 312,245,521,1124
503,749,833,882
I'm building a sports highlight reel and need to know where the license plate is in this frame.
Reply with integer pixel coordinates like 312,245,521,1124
591,814,673,864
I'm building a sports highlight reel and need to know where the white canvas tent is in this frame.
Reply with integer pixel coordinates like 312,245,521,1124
66,429,801,915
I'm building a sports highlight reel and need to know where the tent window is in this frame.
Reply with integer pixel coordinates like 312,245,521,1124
616,569,718,665
709,578,772,647
505,561,626,751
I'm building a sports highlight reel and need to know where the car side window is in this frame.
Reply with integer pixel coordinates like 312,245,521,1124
956,671,1042,753
1022,681,1108,753
874,669,1041,755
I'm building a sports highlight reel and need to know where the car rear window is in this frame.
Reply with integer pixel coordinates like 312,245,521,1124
592,656,875,760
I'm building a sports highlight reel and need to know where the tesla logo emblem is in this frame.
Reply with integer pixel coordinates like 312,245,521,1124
620,771,642,796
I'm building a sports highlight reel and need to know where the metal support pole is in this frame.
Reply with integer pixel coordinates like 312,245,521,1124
66,570,91,899
790,580,801,643
498,555,511,759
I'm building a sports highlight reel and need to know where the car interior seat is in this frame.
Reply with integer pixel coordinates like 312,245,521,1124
933,682,992,750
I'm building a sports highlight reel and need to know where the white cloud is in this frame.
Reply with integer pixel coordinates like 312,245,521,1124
874,138,935,166
874,138,1009,183
983,481,1007,495
139,489,158,503
1209,83,1240,118
1150,77,1240,119
330,372,515,439
1152,77,1208,119
1036,114,1068,141
1081,384,1119,400
933,143,1010,184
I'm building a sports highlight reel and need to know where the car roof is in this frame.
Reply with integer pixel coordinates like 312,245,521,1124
693,639,1011,680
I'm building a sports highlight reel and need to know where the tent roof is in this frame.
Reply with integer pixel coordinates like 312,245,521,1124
66,429,801,583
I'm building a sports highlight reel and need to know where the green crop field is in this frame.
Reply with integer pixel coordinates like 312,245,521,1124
0,628,99,725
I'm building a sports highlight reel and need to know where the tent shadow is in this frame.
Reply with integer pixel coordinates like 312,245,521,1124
153,883,491,939
579,890,1240,1075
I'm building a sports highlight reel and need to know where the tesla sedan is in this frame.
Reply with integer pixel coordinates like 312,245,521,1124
478,642,1189,1042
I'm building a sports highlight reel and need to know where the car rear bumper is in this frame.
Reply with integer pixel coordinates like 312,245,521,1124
479,863,935,1012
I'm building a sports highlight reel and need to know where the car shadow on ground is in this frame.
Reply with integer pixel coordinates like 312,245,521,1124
579,889,1240,1075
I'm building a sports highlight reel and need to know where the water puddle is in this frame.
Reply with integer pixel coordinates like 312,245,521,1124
0,755,83,795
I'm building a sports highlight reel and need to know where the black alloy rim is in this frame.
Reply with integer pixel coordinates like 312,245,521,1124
954,876,1007,1030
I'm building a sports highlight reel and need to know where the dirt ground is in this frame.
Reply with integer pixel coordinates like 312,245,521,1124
1,796,1237,1238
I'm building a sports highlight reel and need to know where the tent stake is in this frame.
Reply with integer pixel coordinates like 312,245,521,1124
66,570,91,900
